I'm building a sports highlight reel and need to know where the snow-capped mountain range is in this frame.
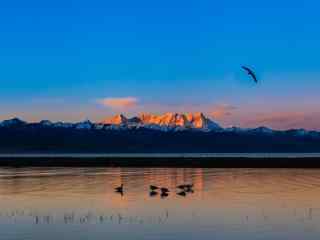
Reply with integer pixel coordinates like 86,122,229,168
0,112,222,132
0,113,319,137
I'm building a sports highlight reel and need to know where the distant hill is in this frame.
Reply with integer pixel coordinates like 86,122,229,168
0,114,319,153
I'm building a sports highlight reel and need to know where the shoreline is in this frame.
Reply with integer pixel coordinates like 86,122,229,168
1,154,320,168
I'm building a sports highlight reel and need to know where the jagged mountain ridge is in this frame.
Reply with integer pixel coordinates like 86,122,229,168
101,113,319,136
102,112,221,130
0,114,319,137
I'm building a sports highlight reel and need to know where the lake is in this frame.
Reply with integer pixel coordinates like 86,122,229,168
0,167,320,240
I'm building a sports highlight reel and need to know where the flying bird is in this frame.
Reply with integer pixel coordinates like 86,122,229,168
241,66,258,83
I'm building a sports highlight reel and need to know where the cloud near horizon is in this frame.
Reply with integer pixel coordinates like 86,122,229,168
97,97,138,109
210,104,237,119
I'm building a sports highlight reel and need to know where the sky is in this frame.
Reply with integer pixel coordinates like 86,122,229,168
0,0,320,129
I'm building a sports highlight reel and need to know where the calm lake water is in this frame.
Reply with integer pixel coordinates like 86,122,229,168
0,167,320,240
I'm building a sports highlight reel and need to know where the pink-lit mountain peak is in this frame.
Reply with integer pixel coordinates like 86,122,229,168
102,112,221,130
102,114,128,125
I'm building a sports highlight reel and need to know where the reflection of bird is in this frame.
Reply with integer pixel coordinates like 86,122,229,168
177,184,186,190
185,188,193,193
242,66,258,83
160,187,169,193
161,192,169,198
149,191,158,197
177,184,194,191
177,191,186,197
150,185,159,191
115,184,123,193
186,189,194,194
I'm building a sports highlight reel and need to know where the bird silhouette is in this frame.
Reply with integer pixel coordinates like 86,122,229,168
184,184,193,189
177,184,186,190
150,185,159,191
160,187,169,193
185,185,194,193
177,184,194,191
242,66,258,83
115,184,123,194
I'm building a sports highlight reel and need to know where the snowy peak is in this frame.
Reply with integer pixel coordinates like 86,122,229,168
102,114,128,125
128,117,142,124
75,120,93,129
0,118,26,127
249,126,274,134
39,120,53,126
186,112,221,130
159,113,189,127
139,112,190,127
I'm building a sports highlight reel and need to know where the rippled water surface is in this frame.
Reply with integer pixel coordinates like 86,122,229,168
0,167,320,240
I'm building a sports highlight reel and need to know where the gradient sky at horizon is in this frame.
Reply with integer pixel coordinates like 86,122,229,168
1,0,320,129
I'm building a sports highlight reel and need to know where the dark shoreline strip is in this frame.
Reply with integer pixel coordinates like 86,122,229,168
0,157,320,168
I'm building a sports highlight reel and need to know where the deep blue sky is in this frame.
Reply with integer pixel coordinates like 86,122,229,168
1,0,320,129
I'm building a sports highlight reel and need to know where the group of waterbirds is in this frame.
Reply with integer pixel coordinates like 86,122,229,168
149,185,170,198
149,184,194,198
114,183,194,198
